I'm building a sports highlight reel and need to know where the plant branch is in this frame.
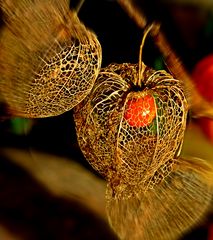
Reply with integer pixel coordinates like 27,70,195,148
117,0,213,118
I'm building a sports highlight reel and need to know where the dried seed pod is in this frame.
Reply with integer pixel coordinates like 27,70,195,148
74,62,213,240
74,62,188,188
106,157,213,240
74,26,213,239
0,0,102,118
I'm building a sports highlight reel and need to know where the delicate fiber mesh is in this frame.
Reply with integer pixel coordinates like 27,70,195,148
74,67,130,177
106,160,213,240
74,63,187,188
74,62,213,240
0,0,102,117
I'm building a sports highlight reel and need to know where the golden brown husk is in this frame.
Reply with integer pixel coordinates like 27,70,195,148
74,63,213,240
0,0,102,117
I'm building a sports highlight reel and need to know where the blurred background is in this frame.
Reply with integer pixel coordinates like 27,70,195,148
0,0,213,239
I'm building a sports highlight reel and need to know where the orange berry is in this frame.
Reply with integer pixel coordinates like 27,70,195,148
124,94,156,127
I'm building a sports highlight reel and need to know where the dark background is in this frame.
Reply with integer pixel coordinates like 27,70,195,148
0,0,213,239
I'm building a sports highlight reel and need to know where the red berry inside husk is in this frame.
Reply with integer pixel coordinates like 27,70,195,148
124,94,156,127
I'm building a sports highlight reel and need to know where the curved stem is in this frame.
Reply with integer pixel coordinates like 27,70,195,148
137,24,154,87
75,0,85,13
117,0,213,118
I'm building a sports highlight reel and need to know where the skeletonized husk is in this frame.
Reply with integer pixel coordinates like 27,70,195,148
74,63,213,239
0,0,102,118
74,63,188,186
106,157,213,240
